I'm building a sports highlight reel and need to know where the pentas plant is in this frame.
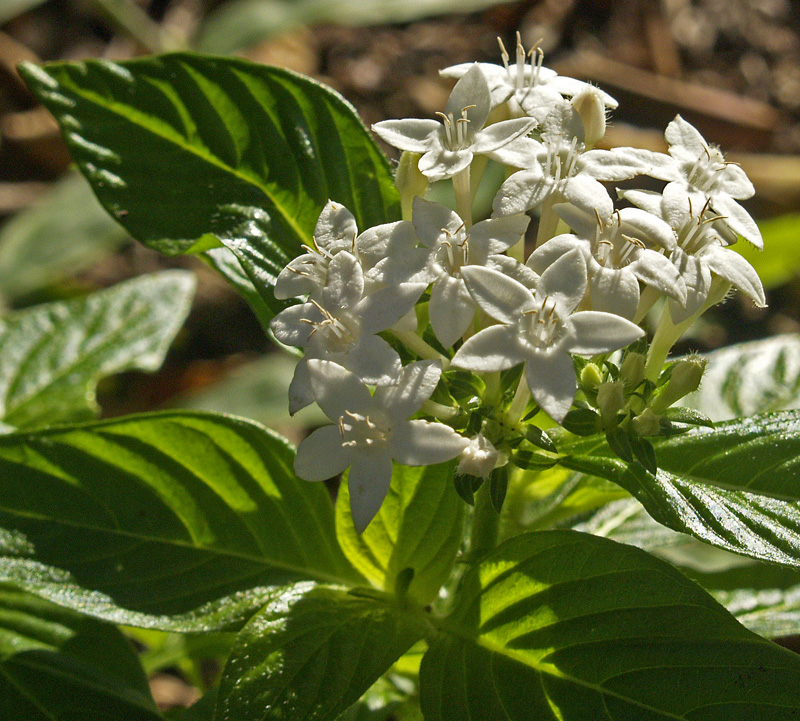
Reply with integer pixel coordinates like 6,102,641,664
5,33,800,721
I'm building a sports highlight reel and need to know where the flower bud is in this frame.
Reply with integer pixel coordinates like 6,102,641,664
620,352,646,390
580,362,603,391
571,86,607,148
457,434,503,479
597,381,625,422
631,408,661,437
395,151,429,221
652,358,706,412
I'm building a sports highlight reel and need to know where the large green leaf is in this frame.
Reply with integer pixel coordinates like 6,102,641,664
20,54,399,320
0,585,161,719
420,530,800,720
215,584,426,721
735,213,800,290
0,270,195,429
0,172,128,302
684,334,800,421
335,461,464,606
0,412,358,631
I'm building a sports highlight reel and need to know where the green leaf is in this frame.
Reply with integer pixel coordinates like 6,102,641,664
420,530,800,720
214,584,426,721
0,271,195,429
685,334,800,420
336,462,464,606
20,54,399,320
0,586,162,719
0,172,128,302
735,213,800,290
0,412,357,630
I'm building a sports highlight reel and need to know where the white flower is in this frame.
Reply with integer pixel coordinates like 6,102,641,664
271,252,426,412
374,197,529,348
372,64,536,183
441,33,617,122
451,250,644,423
457,434,504,478
294,360,468,532
623,189,766,322
493,102,669,217
274,200,418,301
527,203,687,319
651,115,762,248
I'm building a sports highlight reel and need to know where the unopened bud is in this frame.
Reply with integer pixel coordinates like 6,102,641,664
620,353,646,390
571,86,607,148
631,408,661,437
457,434,504,479
652,358,706,412
580,362,603,391
597,381,625,422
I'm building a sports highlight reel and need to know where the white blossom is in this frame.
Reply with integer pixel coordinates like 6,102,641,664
294,360,468,532
457,434,504,478
372,64,536,183
451,250,644,423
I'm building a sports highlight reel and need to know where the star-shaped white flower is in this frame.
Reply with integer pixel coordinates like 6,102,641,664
372,64,536,183
622,189,766,323
271,252,426,412
373,197,529,348
451,250,644,423
294,360,468,532
650,115,762,248
527,203,687,319
441,33,617,122
274,200,418,301
493,102,671,218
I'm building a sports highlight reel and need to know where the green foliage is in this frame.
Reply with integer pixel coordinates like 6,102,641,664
336,462,464,606
0,412,357,630
0,271,195,429
19,54,399,321
0,586,162,719
735,213,800,289
420,531,800,720
215,585,427,721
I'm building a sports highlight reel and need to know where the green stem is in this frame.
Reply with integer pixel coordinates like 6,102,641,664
453,168,472,229
504,374,531,430
535,195,559,248
421,399,459,421
390,329,450,368
482,371,501,407
469,483,499,559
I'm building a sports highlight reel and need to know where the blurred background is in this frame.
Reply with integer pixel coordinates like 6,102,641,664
3,0,800,710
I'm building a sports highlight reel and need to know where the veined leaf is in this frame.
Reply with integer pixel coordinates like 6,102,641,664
0,586,161,719
0,270,195,429
0,412,358,631
420,530,800,720
20,54,399,320
336,461,464,606
215,584,426,721
685,334,800,421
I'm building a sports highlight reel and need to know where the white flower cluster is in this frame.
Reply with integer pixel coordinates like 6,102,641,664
272,34,765,532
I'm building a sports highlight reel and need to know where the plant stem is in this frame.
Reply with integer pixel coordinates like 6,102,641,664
390,329,450,368
453,168,472,229
504,374,530,430
469,483,499,558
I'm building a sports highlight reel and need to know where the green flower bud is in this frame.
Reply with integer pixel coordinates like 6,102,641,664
580,362,603,391
620,352,646,390
631,408,661,437
652,357,706,412
597,381,625,424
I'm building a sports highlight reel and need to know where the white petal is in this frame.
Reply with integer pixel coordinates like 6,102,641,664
445,64,491,131
538,248,588,314
552,203,596,238
270,302,317,347
588,266,640,319
488,254,539,289
418,147,473,183
618,207,677,250
472,118,537,153
619,189,663,216
315,201,358,250
451,325,526,372
669,249,712,322
527,234,587,277
294,425,357,481
716,164,755,200
371,119,440,153
288,359,314,415
348,455,394,534
628,249,687,304
703,245,766,307
322,252,364,309
274,253,318,299
493,167,551,215
374,359,442,420
581,147,669,182
307,359,372,419
412,197,463,247
486,136,541,168
357,221,418,270
562,175,614,217
568,311,644,354
359,282,427,335
461,265,534,323
430,275,476,349
665,115,707,156
709,194,763,249
469,214,530,258
525,352,577,424
391,420,468,466
344,335,402,385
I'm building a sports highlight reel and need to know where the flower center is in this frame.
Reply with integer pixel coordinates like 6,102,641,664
338,410,391,452
684,145,726,193
542,134,581,186
434,227,470,276
435,106,475,151
306,304,360,353
498,32,546,95
521,294,565,349
676,198,722,255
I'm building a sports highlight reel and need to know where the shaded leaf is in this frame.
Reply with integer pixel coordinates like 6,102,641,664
214,584,426,721
420,530,800,720
20,54,399,321
0,412,357,630
336,461,463,606
0,271,195,428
